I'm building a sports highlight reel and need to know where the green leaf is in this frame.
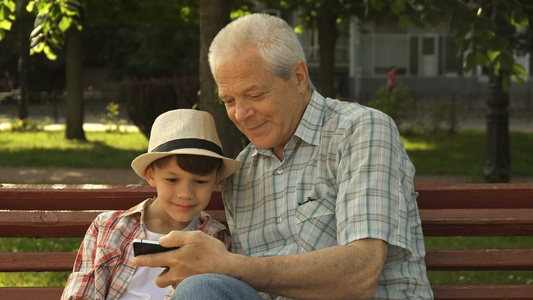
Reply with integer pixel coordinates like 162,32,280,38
58,16,72,32
399,14,410,28
43,45,58,60
29,24,43,39
422,8,441,27
294,23,303,34
475,52,490,67
512,63,526,77
491,35,509,51
510,10,529,27
464,52,477,72
26,1,35,13
391,0,404,15
370,0,384,10
488,51,500,62
0,19,12,30
30,33,43,47
64,4,79,16
5,0,15,12
30,40,45,54
499,51,514,70
66,0,81,7
513,73,525,85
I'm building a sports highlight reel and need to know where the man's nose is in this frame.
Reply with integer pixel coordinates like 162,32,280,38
234,100,254,123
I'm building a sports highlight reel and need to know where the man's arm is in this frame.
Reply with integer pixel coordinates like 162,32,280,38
132,230,388,300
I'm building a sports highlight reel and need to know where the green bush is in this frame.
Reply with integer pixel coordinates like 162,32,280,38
100,102,126,133
9,117,50,132
367,80,413,127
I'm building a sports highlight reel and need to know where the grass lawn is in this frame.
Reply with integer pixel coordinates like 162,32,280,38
402,130,533,177
0,128,532,287
0,129,531,175
0,130,148,168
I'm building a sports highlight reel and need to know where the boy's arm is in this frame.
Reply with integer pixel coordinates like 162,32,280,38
60,219,100,300
199,212,232,251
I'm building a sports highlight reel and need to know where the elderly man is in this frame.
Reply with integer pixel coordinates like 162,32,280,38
134,13,433,300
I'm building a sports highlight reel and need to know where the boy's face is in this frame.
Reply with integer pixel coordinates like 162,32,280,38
145,158,219,231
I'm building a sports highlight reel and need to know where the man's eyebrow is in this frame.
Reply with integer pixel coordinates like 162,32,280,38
219,84,262,99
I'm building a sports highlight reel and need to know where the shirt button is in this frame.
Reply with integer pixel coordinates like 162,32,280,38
275,169,283,175
277,216,283,223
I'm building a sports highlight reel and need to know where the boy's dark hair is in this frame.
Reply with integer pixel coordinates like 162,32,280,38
149,154,223,176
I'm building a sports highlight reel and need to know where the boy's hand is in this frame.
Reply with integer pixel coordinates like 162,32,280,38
132,230,232,288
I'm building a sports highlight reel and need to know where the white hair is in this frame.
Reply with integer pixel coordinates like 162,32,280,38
208,13,315,90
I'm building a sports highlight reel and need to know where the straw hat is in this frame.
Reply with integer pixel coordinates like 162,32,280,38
131,109,241,180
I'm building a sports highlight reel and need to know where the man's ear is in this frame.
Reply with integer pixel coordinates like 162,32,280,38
145,166,157,187
293,60,309,94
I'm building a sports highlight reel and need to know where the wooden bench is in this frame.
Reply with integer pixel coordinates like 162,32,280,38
1,183,532,299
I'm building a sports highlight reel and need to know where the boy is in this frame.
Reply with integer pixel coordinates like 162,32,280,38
61,109,242,300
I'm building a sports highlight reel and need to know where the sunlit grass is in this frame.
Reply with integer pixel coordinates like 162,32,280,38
0,130,147,168
401,139,437,151
402,130,533,176
1,129,532,175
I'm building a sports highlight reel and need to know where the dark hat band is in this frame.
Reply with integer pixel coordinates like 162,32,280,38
151,138,223,156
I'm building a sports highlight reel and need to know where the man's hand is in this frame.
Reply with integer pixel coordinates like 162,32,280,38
132,230,232,288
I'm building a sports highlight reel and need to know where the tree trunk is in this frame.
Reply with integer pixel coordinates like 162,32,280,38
198,0,242,159
65,27,86,140
484,11,511,183
484,65,510,182
317,13,339,98
17,10,32,120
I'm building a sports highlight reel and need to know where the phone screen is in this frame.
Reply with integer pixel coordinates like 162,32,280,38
133,239,180,256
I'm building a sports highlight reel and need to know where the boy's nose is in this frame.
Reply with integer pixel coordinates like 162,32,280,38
176,184,194,199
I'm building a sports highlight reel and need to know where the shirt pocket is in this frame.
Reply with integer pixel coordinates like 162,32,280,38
295,200,337,251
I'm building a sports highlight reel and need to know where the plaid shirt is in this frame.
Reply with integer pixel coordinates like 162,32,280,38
61,198,231,300
222,91,433,299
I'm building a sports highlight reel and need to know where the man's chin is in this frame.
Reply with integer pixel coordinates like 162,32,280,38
247,137,272,150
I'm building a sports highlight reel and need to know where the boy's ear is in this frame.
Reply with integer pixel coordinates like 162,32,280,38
145,166,157,187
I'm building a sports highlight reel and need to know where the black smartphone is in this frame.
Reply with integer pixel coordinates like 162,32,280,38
133,238,180,256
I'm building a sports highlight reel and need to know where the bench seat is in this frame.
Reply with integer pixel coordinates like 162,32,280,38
1,183,532,299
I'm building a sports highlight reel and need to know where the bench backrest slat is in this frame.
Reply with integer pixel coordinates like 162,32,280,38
0,287,65,300
2,183,533,211
2,208,532,238
416,183,533,209
0,252,76,272
3,249,532,273
0,210,226,238
420,208,533,236
432,284,533,300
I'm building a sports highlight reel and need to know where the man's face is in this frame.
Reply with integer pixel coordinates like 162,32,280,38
215,46,309,158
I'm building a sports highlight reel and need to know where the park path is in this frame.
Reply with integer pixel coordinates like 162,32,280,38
0,166,531,185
